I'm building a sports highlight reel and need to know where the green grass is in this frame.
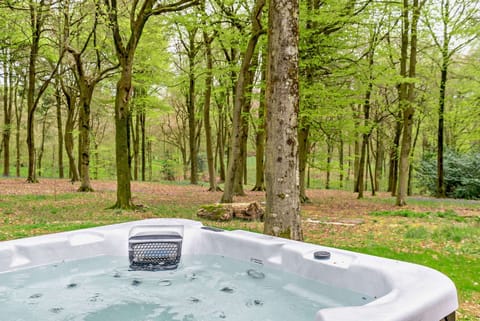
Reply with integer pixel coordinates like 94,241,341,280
433,225,477,243
366,195,480,210
370,209,467,222
342,245,480,296
0,222,106,241
404,226,430,239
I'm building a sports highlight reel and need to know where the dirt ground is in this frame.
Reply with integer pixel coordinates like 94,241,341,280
2,177,477,218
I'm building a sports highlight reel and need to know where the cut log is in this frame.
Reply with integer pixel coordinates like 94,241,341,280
231,202,264,221
197,202,264,221
197,204,233,221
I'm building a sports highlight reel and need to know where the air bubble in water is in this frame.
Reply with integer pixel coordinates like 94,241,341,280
247,269,265,279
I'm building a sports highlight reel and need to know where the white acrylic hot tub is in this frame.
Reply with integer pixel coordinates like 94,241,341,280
0,219,457,321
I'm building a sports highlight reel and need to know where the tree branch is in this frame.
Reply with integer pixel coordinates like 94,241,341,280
103,0,126,59
151,0,199,16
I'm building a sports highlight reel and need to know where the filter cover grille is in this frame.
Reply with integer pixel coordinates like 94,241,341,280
129,233,182,271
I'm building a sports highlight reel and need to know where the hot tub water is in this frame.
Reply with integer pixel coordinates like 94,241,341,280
0,254,373,321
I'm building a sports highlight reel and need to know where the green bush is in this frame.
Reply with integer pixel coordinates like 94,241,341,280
416,150,480,199
159,159,176,181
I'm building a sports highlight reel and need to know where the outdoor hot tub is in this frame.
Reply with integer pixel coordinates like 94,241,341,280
0,219,457,321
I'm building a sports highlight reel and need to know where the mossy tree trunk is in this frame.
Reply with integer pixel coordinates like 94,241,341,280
61,83,80,182
114,68,134,208
263,0,303,241
104,0,199,208
234,53,259,195
66,30,118,191
298,124,310,203
77,86,95,192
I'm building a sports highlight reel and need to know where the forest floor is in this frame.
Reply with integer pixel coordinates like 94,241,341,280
0,178,479,320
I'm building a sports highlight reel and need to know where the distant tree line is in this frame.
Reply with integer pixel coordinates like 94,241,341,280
1,0,480,212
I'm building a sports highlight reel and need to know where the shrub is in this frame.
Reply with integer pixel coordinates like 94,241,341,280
416,150,480,199
159,159,176,181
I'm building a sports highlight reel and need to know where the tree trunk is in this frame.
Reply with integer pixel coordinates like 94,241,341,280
353,105,361,192
437,56,447,198
132,111,140,181
220,0,265,203
339,138,344,188
114,68,134,208
347,143,351,180
2,52,12,177
374,129,384,192
140,110,146,181
397,96,412,203
15,76,24,178
235,53,258,195
37,110,48,177
326,140,333,190
187,30,198,185
357,130,367,198
388,112,402,194
77,117,82,177
203,30,218,191
408,117,422,195
65,118,79,181
25,2,57,183
103,0,198,205
397,0,420,206
357,39,375,199
55,82,64,178
93,143,99,179
148,140,153,181
252,66,266,192
26,16,40,183
263,0,303,241
129,88,144,182
307,149,312,188
3,54,12,177
77,86,94,192
217,100,226,183
62,85,80,182
367,139,375,196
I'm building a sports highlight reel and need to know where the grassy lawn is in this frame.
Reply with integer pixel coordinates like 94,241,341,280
0,178,478,320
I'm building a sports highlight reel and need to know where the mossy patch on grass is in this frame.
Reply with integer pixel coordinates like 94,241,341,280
369,209,466,222
405,226,430,239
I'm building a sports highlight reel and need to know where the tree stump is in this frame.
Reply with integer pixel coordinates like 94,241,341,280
197,202,264,221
